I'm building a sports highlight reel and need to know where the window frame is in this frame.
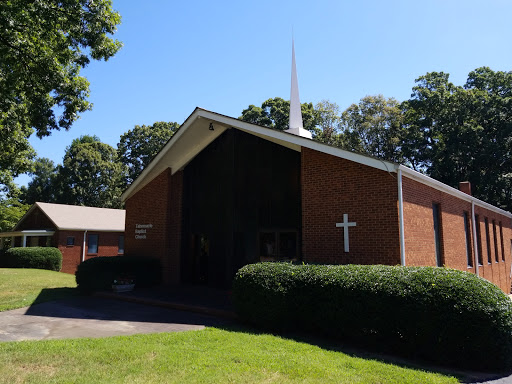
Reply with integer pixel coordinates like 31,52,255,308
87,234,99,255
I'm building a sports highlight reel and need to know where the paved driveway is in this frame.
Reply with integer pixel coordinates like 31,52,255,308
0,296,232,342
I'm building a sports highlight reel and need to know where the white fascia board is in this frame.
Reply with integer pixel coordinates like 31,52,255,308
399,165,512,218
121,108,204,202
0,230,55,237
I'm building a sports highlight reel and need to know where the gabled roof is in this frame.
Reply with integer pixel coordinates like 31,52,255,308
120,107,512,219
121,107,398,202
14,202,125,232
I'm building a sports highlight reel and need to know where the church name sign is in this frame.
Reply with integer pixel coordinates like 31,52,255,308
135,223,153,240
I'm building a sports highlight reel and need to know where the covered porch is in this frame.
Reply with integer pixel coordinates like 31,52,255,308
0,230,55,249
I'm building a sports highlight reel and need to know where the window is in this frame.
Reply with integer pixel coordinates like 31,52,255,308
464,212,473,267
493,220,499,263
88,234,99,254
118,235,124,254
259,231,298,260
500,222,505,262
432,203,443,267
66,236,75,246
485,218,491,263
474,215,483,265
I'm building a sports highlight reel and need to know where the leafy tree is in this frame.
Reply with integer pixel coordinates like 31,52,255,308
19,158,59,205
313,100,341,145
0,197,29,232
118,122,179,185
240,97,317,133
402,67,512,210
340,95,404,163
58,135,127,208
0,0,122,192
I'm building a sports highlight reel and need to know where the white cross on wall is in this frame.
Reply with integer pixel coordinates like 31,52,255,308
335,214,357,253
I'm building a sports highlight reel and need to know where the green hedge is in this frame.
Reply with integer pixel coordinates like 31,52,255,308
232,263,512,371
75,256,162,292
4,247,62,271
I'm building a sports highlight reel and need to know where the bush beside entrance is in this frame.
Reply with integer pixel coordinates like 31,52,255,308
232,262,512,371
75,255,161,292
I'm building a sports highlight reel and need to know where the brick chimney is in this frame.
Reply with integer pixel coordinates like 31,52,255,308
459,181,472,196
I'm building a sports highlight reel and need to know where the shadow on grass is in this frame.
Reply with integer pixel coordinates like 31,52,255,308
213,322,512,384
31,287,80,306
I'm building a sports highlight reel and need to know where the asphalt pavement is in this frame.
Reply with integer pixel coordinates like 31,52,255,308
0,296,233,342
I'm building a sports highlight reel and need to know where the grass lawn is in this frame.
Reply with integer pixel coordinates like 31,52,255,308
0,328,460,384
0,268,461,383
0,268,77,311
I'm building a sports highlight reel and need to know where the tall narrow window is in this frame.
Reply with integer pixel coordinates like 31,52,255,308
493,220,499,262
118,235,125,254
475,215,483,265
432,203,442,267
88,234,99,254
485,218,491,263
464,212,473,267
499,222,505,262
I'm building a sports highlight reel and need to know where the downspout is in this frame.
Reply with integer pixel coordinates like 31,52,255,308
398,169,406,266
471,200,479,277
82,230,87,263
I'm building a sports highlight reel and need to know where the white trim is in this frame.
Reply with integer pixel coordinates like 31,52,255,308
471,201,480,276
82,230,87,263
0,230,55,238
398,169,406,266
398,165,512,218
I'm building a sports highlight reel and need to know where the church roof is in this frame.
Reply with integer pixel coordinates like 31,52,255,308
121,107,512,218
121,107,398,202
14,202,125,232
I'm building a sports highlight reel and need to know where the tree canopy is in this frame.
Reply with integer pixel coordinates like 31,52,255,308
0,0,122,193
402,67,512,210
118,122,179,186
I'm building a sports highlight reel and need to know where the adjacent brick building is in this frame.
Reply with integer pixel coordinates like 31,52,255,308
122,108,512,292
0,202,125,274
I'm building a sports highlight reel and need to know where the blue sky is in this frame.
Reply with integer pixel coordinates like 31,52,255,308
17,0,512,185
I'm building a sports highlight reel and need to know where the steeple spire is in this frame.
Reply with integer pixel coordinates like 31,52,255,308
285,38,312,139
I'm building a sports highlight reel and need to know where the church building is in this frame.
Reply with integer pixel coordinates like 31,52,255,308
122,44,512,293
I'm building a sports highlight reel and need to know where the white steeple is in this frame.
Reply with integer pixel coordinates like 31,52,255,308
285,38,312,139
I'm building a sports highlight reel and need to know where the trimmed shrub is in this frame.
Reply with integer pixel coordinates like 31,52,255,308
232,263,512,371
4,247,62,271
75,256,162,292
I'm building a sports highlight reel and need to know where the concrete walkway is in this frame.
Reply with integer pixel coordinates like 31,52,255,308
0,296,233,342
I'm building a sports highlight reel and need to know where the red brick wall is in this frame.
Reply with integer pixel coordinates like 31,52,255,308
402,177,512,293
124,168,183,285
57,230,124,274
301,148,401,265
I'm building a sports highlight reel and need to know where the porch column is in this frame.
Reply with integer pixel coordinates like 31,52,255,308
22,235,27,247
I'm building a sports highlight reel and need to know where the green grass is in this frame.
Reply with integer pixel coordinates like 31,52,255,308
0,268,462,383
0,328,460,384
0,268,77,311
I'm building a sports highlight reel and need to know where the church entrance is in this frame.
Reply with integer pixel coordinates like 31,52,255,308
181,129,302,289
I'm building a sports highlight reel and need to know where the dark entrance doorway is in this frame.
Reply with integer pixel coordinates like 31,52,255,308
181,129,302,288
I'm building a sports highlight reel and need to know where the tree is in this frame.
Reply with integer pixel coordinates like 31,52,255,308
240,97,317,133
313,100,342,145
58,135,127,208
339,95,404,163
0,196,29,232
402,67,512,210
19,158,59,205
0,0,122,192
118,122,179,185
